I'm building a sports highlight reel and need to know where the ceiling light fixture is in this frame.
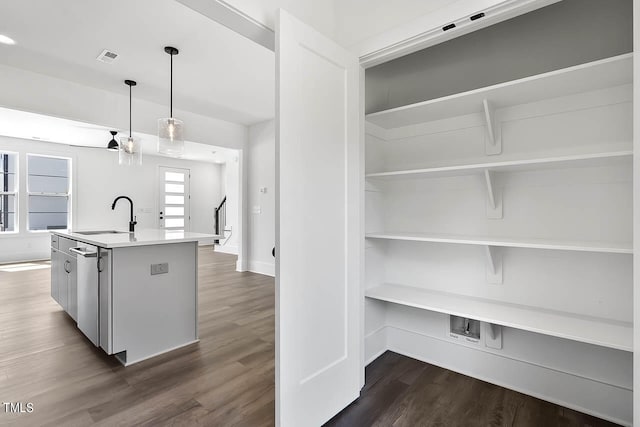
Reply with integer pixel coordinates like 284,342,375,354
0,35,16,45
107,130,119,151
158,46,184,156
119,80,142,166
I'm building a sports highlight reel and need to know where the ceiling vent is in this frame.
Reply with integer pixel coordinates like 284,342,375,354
96,49,118,64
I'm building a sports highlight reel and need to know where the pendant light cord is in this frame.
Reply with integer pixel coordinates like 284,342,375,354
170,52,173,118
129,83,132,138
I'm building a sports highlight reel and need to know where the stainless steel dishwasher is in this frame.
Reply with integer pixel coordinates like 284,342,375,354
70,245,99,346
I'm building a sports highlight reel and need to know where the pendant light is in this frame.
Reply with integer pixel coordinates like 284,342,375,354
107,130,119,151
158,46,184,156
119,79,142,166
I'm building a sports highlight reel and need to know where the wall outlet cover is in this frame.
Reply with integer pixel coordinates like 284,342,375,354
150,263,169,275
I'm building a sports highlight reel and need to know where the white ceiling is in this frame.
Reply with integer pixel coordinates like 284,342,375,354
0,107,235,164
0,0,275,125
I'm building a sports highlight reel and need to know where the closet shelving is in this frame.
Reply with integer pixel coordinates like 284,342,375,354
365,150,632,180
365,232,632,254
366,53,632,129
365,283,632,352
364,53,633,351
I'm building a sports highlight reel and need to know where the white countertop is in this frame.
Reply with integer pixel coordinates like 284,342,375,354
52,229,221,248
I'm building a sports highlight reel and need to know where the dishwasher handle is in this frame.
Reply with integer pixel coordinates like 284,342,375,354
70,247,98,258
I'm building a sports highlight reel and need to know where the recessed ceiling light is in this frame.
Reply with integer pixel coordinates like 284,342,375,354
0,34,16,45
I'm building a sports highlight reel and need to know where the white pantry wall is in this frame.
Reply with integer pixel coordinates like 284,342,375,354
247,119,275,276
0,136,222,263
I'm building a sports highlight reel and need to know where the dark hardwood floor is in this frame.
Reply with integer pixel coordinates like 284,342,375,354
325,351,620,427
0,249,620,426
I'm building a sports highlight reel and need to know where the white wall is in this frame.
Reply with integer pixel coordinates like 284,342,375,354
0,136,222,263
0,64,247,150
222,0,336,40
633,0,640,422
334,0,458,48
216,151,240,255
246,120,275,276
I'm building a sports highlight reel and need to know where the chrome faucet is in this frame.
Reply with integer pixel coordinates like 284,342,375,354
111,196,137,232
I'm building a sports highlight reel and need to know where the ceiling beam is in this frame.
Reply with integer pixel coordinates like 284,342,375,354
175,0,275,51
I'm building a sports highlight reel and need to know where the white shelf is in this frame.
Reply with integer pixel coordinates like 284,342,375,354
366,54,633,129
365,150,632,180
365,283,632,352
365,232,632,254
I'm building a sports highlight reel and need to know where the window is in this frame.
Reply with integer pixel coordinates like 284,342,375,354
0,152,17,232
27,155,71,231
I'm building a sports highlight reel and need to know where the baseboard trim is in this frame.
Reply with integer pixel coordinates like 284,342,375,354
248,260,275,277
364,326,387,365
364,326,631,426
0,253,51,264
365,325,633,426
118,339,200,367
236,258,248,272
215,245,238,255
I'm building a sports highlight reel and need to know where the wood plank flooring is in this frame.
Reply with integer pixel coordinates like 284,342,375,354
0,248,621,426
0,248,275,426
325,351,620,427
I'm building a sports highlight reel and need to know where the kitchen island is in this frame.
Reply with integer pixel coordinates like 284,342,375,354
50,229,219,366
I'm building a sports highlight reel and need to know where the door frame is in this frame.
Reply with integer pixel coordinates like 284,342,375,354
156,165,191,232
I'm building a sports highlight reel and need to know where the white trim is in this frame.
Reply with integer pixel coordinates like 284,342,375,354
176,0,275,50
248,260,275,277
116,339,200,367
215,244,238,255
364,326,387,365
236,257,248,272
365,325,631,426
358,0,560,68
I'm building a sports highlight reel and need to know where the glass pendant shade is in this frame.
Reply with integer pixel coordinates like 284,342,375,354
119,79,140,166
157,117,184,155
119,136,142,166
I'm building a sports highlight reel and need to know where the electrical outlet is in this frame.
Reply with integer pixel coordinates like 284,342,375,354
150,263,169,275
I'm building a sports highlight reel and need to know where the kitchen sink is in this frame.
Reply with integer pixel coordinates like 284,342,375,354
75,230,129,235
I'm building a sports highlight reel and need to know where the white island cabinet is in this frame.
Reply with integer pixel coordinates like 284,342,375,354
50,229,219,366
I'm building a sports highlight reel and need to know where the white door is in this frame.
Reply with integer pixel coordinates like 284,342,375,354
276,9,362,427
158,166,190,232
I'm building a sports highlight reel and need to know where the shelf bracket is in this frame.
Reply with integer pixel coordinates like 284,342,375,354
483,99,502,155
484,322,503,349
483,170,503,219
484,245,503,284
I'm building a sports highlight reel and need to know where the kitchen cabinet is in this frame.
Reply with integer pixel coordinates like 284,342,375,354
50,236,78,321
50,247,59,303
64,253,77,322
50,229,216,366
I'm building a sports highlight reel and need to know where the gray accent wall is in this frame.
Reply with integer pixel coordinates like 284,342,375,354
365,0,632,114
